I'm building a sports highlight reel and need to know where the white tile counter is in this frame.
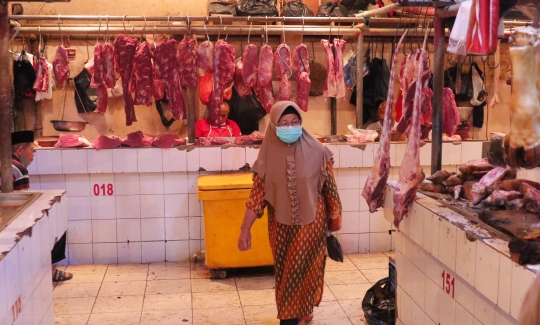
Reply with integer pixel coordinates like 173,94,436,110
0,190,67,325
28,141,486,265
383,185,537,325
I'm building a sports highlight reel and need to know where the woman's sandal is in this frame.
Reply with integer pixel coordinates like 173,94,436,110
298,314,313,325
52,269,73,282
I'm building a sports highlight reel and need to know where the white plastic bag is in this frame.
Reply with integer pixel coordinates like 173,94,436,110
448,0,472,56
470,63,485,106
347,125,379,143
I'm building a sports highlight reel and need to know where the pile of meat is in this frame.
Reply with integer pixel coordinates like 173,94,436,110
195,131,265,147
54,132,185,149
54,134,92,148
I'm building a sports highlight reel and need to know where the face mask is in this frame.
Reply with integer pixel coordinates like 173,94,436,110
276,125,302,144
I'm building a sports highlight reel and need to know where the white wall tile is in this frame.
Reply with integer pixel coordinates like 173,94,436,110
359,211,369,234
114,173,140,195
455,276,476,315
189,217,202,240
462,142,483,163
419,142,432,166
395,144,406,166
162,148,187,172
87,149,113,173
401,290,413,325
189,239,202,255
475,241,500,305
245,147,260,168
112,149,138,173
141,218,165,241
359,234,370,253
36,149,63,175
117,242,142,264
68,243,93,264
67,196,92,220
408,205,424,247
221,147,246,171
67,220,92,244
424,314,436,325
163,172,189,194
199,147,222,171
115,195,141,219
186,147,200,172
188,193,201,216
164,194,189,218
138,148,163,173
65,174,90,197
326,144,340,168
438,220,457,272
497,256,512,314
93,243,118,264
117,219,142,242
411,264,426,309
425,255,442,288
339,145,363,168
165,217,189,241
165,241,190,262
336,168,360,190
369,210,391,233
431,216,440,259
510,264,535,319
140,195,165,218
456,232,477,286
61,150,88,174
474,293,496,325
340,189,360,212
139,173,164,194
337,234,359,254
495,307,518,325
370,233,392,252
442,142,462,165
89,173,115,195
424,278,440,324
337,212,359,234
358,168,370,189
423,213,433,256
439,287,456,325
91,196,116,219
456,302,475,325
527,168,540,182
362,144,375,168
187,172,200,194
142,241,165,263
92,220,117,243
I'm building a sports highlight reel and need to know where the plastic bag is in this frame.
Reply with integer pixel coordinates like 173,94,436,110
208,1,237,15
236,0,278,16
344,52,357,90
447,0,472,56
283,0,314,17
362,277,395,325
347,125,378,143
228,86,267,135
340,0,374,15
317,1,348,17
327,234,343,262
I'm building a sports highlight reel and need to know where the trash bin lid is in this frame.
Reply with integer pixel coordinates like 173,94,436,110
198,173,254,191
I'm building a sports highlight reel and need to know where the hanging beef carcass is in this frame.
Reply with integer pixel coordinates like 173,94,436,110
393,31,429,228
362,31,407,213
294,44,311,112
503,27,540,169
196,40,214,74
321,39,336,97
53,45,70,85
176,35,198,88
132,42,154,107
155,38,187,120
442,87,460,136
234,59,252,98
208,40,236,126
114,35,139,125
257,45,274,113
274,43,292,101
333,38,346,99
242,44,258,88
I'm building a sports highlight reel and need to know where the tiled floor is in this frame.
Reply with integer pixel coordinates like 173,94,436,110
53,252,394,325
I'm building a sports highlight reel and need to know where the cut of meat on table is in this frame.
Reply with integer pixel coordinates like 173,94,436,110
443,87,460,136
242,44,258,88
471,167,513,205
274,43,291,101
257,45,273,87
102,43,116,88
122,131,145,147
91,42,104,88
114,35,139,125
53,46,70,85
196,40,214,74
208,40,236,126
54,134,91,148
176,35,198,88
234,131,264,145
321,39,336,98
198,137,230,146
333,38,346,99
132,42,154,107
92,135,122,150
152,134,185,148
362,31,407,213
483,190,522,206
459,158,493,174
234,59,252,98
521,183,540,213
33,56,49,92
155,38,187,120
294,44,311,112
393,30,429,229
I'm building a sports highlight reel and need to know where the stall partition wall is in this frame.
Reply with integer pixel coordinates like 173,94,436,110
383,187,534,325
27,142,485,265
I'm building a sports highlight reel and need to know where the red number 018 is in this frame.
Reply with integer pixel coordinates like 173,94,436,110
441,270,455,298
93,184,114,196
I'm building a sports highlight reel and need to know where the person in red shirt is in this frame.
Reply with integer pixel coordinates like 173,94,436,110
195,102,242,137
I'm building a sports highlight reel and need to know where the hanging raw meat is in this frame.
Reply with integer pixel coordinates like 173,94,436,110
362,31,407,213
333,38,346,99
294,44,311,112
155,38,187,120
321,39,336,98
395,68,431,134
257,45,273,87
102,43,116,88
152,64,164,100
274,43,291,101
91,43,104,88
176,35,198,88
442,87,460,136
208,40,236,126
132,42,154,107
113,35,138,125
256,84,274,114
196,40,214,74
234,59,252,98
503,27,540,169
33,56,49,92
242,44,258,88
53,45,70,85
421,87,433,124
393,32,429,228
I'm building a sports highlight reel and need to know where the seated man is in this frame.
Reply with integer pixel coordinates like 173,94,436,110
195,102,241,137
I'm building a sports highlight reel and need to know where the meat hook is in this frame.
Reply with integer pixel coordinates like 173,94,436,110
96,15,101,44
300,16,305,45
217,16,223,40
481,55,499,70
204,17,210,42
167,15,171,36
265,16,268,45
57,14,64,47
282,16,286,44
186,16,190,36
153,26,157,49
328,16,332,41
122,15,127,33
141,15,146,43
9,20,20,44
105,15,110,43
337,16,341,39
247,16,252,44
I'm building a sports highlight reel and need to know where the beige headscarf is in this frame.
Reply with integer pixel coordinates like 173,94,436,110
252,101,333,226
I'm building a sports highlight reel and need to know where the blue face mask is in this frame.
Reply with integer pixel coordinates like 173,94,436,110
276,125,302,144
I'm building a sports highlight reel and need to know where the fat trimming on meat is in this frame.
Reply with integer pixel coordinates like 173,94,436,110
242,44,258,88
294,44,311,112
177,35,198,88
113,35,139,125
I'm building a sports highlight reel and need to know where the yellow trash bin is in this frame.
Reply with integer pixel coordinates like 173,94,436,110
198,173,274,278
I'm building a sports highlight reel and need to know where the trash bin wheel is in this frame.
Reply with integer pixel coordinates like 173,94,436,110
210,269,227,279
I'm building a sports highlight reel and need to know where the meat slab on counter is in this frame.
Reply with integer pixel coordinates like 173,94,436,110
242,44,258,88
54,134,91,148
132,42,154,107
208,40,236,126
362,31,407,213
92,135,123,150
122,131,151,147
274,43,292,101
176,36,198,88
53,46,70,85
152,134,186,148
114,35,139,125
155,38,187,120
294,44,311,112
234,131,264,145
196,40,214,74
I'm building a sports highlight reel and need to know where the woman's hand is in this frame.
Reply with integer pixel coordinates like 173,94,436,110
238,228,252,251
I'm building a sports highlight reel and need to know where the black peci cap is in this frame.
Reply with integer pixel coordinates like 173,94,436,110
12,130,34,145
